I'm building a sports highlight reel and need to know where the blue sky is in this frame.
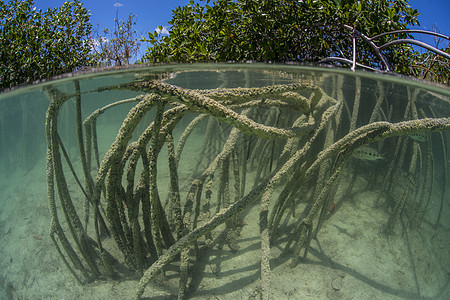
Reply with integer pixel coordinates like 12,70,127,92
35,1,192,59
409,0,450,47
34,0,449,59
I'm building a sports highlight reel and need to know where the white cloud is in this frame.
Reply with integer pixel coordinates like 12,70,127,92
155,26,170,35
87,37,109,51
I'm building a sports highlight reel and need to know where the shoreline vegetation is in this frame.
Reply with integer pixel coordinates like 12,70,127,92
1,0,449,91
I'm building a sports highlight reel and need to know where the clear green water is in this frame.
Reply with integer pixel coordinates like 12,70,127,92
0,64,449,299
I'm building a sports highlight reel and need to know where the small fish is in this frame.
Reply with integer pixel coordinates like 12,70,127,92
329,201,336,213
353,146,383,161
409,133,427,143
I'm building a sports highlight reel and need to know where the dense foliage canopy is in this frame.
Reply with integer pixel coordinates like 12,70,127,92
141,0,422,71
0,0,448,88
0,0,95,89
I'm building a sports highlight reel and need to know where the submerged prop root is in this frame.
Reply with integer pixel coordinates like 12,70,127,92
45,74,450,299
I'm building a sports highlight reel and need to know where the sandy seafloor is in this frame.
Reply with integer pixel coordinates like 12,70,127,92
1,124,450,300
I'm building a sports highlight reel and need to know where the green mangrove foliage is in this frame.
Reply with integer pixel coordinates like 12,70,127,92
0,0,95,89
44,69,450,299
141,0,420,69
